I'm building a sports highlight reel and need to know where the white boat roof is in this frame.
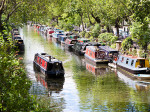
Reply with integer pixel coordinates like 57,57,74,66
99,46,118,52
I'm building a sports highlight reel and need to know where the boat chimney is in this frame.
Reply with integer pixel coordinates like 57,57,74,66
49,56,51,61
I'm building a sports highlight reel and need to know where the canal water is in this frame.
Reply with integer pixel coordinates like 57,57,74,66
20,26,150,112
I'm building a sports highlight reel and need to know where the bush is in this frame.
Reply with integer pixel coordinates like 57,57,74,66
91,24,101,37
121,37,133,51
79,31,86,37
84,32,91,38
98,33,118,46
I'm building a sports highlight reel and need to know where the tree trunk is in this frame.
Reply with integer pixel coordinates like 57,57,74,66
115,18,120,37
80,13,84,31
90,12,101,23
106,26,110,33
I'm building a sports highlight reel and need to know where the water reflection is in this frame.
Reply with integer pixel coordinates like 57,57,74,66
21,25,150,112
117,69,150,91
85,61,109,76
35,73,65,96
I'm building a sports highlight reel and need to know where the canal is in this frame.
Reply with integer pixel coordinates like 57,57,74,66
20,25,150,112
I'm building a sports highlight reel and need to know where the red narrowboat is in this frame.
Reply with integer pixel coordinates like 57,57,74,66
84,46,109,65
33,53,65,77
65,38,78,51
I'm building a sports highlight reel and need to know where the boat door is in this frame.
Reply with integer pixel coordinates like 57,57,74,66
140,59,145,68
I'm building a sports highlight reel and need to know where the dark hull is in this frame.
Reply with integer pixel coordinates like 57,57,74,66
74,50,84,56
65,44,73,51
33,61,64,77
117,66,137,80
117,64,150,74
85,55,109,65
53,37,58,43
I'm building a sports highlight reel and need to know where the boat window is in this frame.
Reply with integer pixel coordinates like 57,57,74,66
131,60,134,66
121,57,124,62
126,58,129,64
71,40,77,44
140,60,145,67
44,62,46,68
90,51,92,56
41,60,42,65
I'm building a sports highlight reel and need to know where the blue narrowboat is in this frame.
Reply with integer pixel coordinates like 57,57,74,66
117,55,150,75
52,30,64,42
58,35,68,45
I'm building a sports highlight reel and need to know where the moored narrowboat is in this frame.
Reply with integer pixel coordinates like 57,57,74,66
65,38,78,51
84,46,109,65
69,35,79,39
73,42,101,55
52,30,64,42
77,38,90,43
99,46,119,63
117,55,150,74
58,35,67,45
33,53,65,77
47,29,54,38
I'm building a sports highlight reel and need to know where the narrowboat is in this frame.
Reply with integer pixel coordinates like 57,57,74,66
33,53,65,77
77,38,90,43
52,30,64,42
47,29,54,38
13,35,24,52
117,55,150,74
65,38,78,51
73,42,101,55
85,61,108,76
99,46,119,63
58,35,67,45
84,46,109,65
69,35,79,39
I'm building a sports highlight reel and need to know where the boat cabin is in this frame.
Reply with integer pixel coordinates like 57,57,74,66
99,46,118,62
117,55,150,74
85,46,109,64
58,35,67,44
65,38,78,51
69,35,79,39
73,42,101,55
33,53,65,77
78,38,90,43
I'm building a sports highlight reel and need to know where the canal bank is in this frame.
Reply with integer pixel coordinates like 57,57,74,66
20,25,150,112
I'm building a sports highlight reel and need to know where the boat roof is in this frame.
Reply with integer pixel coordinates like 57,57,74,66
99,46,118,52
86,46,103,52
60,35,67,38
87,42,101,46
78,38,90,41
121,55,146,60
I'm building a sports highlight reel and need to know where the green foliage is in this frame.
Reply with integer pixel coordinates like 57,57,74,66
98,33,118,46
0,34,38,111
121,37,133,51
130,21,150,51
85,32,91,38
79,31,86,37
110,43,116,49
91,24,101,37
